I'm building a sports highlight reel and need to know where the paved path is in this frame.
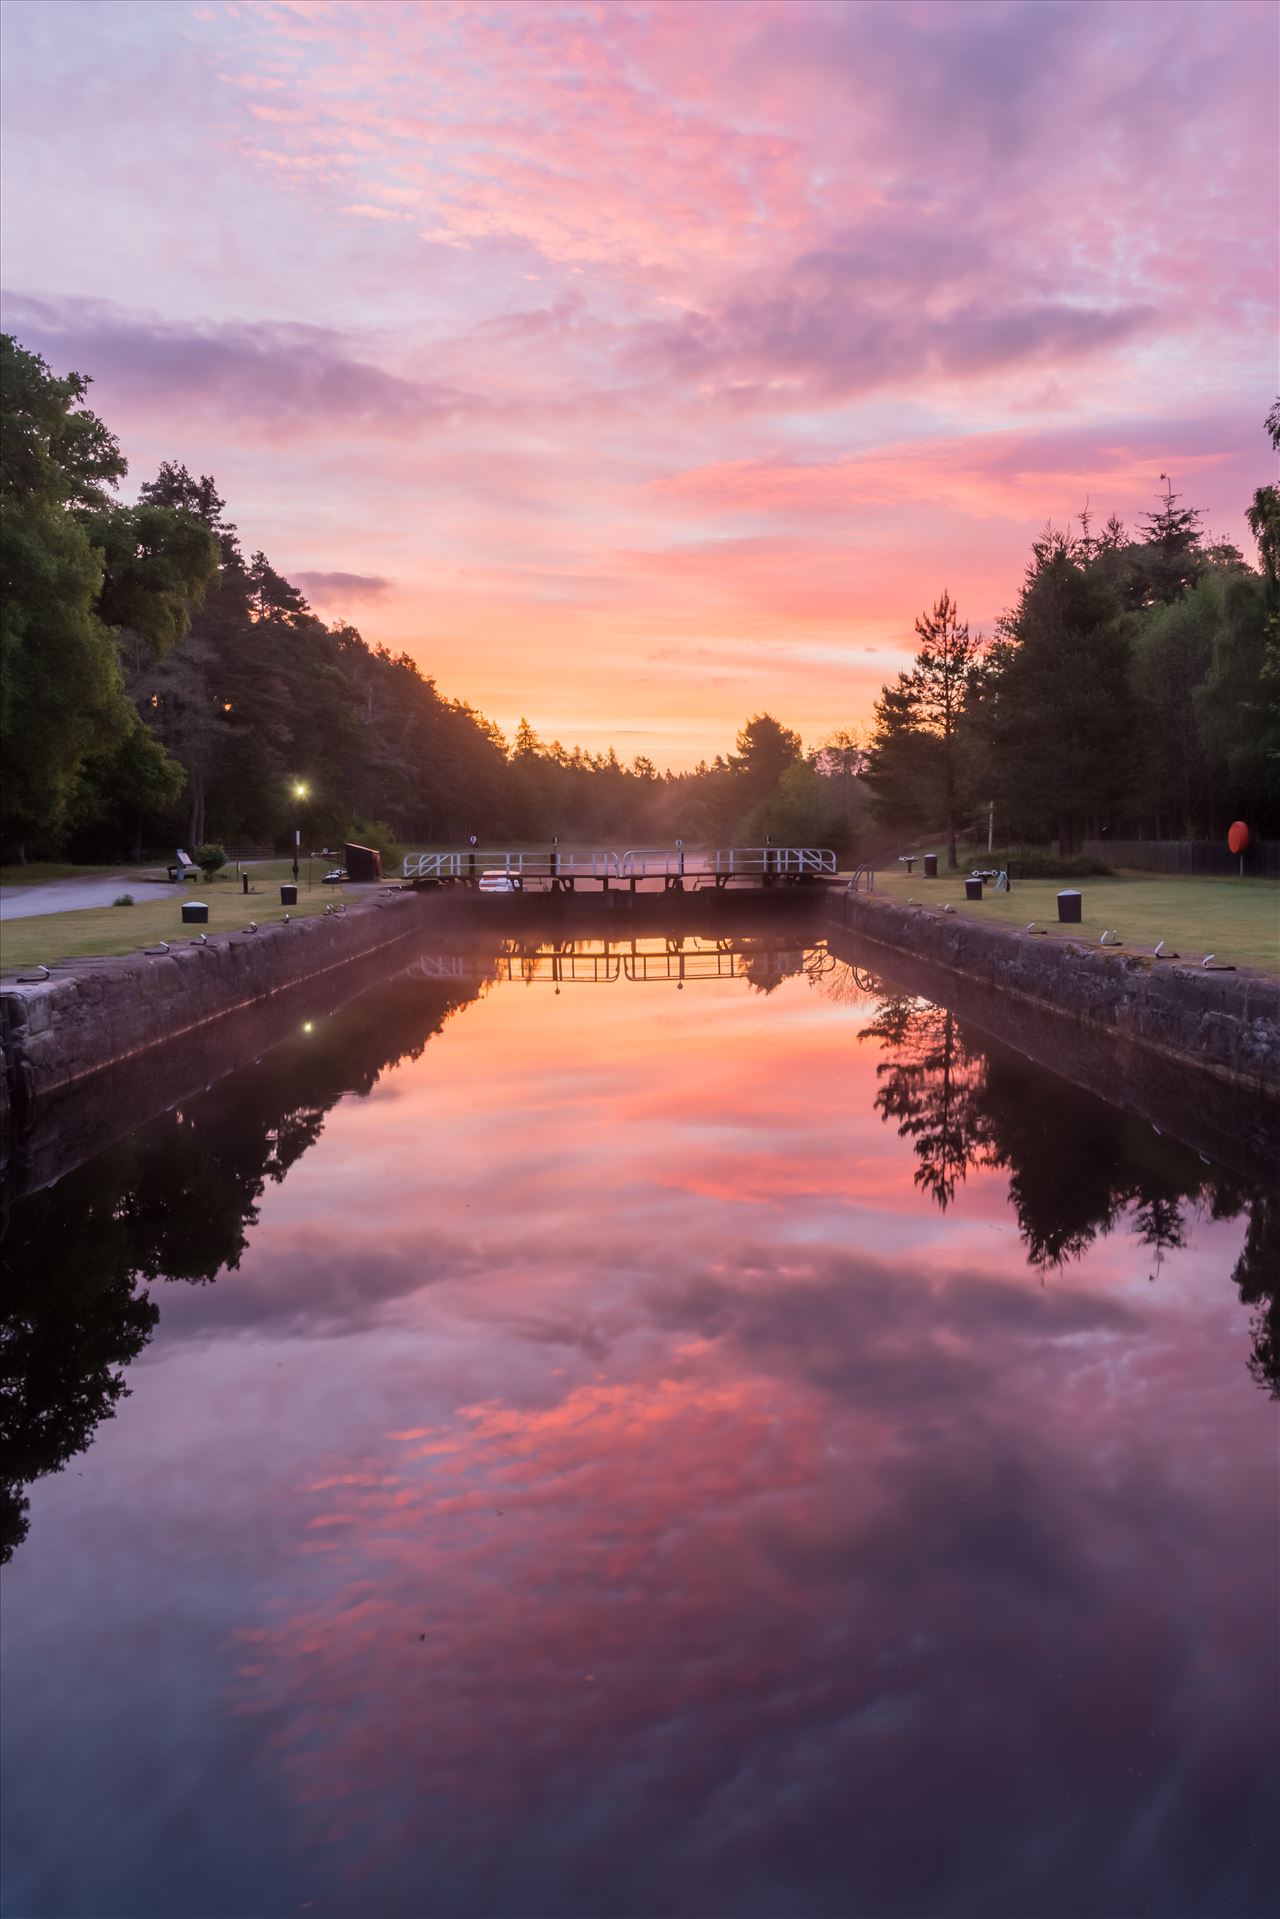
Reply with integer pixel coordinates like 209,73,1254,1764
0,872,186,919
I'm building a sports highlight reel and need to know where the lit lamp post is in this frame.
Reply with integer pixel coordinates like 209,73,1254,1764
292,781,308,883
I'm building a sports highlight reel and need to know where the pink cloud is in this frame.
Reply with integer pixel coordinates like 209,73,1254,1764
0,0,1273,763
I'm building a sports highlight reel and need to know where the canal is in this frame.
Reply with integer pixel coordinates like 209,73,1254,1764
1,927,1276,1919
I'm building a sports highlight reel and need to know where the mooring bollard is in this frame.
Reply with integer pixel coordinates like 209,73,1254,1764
923,854,938,878
1057,889,1082,923
182,901,209,925
965,877,983,901
280,884,298,906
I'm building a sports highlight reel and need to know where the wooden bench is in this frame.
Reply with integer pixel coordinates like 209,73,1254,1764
167,850,200,882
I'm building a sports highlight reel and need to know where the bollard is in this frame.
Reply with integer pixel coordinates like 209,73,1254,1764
280,884,298,906
242,872,249,895
1057,889,1082,923
923,854,938,878
182,901,209,925
964,877,983,901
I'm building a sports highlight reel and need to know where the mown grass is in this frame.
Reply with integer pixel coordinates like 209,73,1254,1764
869,866,1280,975
0,868,354,972
0,862,123,887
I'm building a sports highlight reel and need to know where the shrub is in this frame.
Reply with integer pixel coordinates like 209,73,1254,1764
193,842,228,881
345,818,401,867
112,893,135,907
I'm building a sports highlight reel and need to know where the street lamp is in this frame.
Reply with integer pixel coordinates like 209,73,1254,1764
292,781,308,882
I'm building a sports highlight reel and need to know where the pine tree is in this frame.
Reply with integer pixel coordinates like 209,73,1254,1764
907,592,984,869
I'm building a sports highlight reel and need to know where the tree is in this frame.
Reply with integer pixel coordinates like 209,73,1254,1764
995,548,1136,853
1,338,126,858
906,592,984,869
741,759,851,853
1130,586,1218,836
863,679,941,837
1192,569,1279,829
732,713,802,807
1128,476,1207,605
0,339,215,860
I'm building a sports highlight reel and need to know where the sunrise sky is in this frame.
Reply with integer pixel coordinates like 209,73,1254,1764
2,0,1276,766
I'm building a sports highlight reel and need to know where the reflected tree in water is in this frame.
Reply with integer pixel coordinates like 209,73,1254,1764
861,997,994,1209
857,980,1279,1393
1,1181,159,1561
1232,1194,1280,1397
740,947,807,995
0,972,482,1559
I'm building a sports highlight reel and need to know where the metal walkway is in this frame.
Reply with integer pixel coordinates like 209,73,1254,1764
401,846,838,890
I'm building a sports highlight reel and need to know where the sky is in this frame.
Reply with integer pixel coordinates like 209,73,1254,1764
1,0,1276,768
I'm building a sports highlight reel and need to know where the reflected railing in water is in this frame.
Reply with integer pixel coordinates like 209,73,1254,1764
2,936,1275,1566
402,935,836,990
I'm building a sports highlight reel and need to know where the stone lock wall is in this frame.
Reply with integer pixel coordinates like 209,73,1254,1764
0,891,431,1130
831,891,1280,1094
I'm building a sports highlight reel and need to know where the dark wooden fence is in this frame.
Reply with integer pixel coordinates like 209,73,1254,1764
1084,838,1280,876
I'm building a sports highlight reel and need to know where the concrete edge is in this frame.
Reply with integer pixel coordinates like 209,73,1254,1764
830,891,1280,1096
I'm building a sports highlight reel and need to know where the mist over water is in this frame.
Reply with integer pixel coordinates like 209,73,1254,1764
2,933,1276,1919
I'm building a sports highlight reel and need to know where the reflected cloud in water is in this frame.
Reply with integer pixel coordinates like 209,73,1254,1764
1,937,1275,1918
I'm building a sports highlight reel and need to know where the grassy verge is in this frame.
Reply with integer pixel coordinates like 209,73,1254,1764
868,867,1280,975
0,870,353,972
0,862,125,887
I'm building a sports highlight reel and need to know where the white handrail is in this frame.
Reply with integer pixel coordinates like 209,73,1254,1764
401,845,837,880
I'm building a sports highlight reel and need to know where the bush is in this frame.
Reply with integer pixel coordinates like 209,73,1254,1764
193,842,228,881
112,893,134,907
345,818,401,868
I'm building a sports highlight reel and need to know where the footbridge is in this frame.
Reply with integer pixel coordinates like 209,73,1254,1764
401,845,838,892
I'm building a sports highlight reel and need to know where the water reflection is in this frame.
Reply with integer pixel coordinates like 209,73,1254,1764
3,939,1274,1571
854,985,1279,1391
1,970,482,1559
1,935,1276,1919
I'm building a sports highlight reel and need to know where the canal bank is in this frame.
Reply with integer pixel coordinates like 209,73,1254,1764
830,890,1280,1096
0,890,432,1155
0,891,830,1187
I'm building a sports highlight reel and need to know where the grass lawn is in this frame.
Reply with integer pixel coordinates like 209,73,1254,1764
0,866,353,973
869,866,1280,975
0,862,125,888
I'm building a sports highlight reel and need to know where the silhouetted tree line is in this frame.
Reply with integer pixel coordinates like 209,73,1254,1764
5,334,1275,865
858,989,1278,1393
1,337,861,863
865,405,1280,862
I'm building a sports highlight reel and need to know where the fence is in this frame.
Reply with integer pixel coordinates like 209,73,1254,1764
1084,839,1280,877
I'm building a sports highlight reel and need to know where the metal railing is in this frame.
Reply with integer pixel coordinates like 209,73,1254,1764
400,845,838,882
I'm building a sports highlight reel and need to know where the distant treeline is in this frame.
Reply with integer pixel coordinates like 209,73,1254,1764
864,406,1280,864
0,335,861,864
2,331,1276,866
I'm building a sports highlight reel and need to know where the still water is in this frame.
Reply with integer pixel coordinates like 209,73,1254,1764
2,931,1276,1919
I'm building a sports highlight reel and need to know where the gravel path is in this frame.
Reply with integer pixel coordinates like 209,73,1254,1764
0,872,187,919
